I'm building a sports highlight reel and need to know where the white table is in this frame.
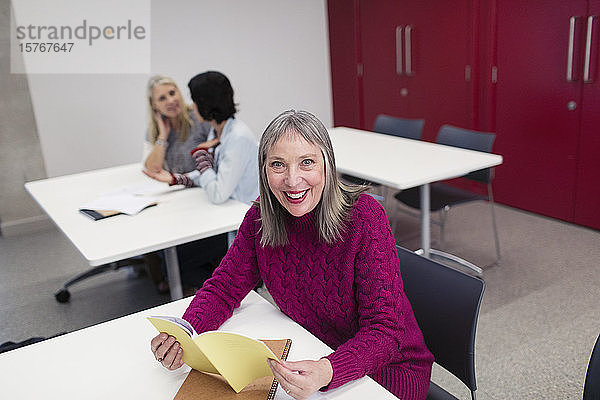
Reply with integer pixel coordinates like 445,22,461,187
0,291,395,399
25,163,250,300
329,127,503,269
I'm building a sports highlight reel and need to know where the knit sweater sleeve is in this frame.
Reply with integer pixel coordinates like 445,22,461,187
324,196,408,390
182,205,261,333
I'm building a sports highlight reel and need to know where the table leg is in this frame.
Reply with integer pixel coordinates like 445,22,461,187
420,183,431,257
227,230,237,248
416,183,483,274
164,246,183,300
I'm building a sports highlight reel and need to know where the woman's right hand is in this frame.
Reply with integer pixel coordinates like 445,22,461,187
154,111,171,137
150,333,185,370
142,168,173,184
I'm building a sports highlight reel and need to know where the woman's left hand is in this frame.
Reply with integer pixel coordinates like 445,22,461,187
143,168,172,184
196,137,220,150
268,358,333,399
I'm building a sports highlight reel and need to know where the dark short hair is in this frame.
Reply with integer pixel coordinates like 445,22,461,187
188,71,236,123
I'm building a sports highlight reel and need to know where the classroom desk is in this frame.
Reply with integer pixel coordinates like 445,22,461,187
329,127,503,271
0,291,395,399
25,163,250,300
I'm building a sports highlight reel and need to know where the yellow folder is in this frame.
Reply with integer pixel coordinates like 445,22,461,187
147,316,285,393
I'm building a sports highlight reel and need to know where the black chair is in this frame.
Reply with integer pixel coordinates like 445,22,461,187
584,333,600,400
340,114,424,186
394,124,501,272
397,245,485,400
373,113,424,140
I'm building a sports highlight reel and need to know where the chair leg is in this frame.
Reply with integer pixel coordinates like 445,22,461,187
391,218,398,240
422,205,484,275
427,248,483,275
391,195,399,238
54,257,146,303
439,207,449,249
59,263,121,290
488,183,501,266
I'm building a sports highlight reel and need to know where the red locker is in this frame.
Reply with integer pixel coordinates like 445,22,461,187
574,0,600,229
492,0,600,229
492,0,585,221
358,0,474,141
328,0,362,129
327,0,600,230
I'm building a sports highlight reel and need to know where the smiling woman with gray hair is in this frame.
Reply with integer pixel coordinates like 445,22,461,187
150,110,434,400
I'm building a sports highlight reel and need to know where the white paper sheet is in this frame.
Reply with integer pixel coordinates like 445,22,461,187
80,193,158,215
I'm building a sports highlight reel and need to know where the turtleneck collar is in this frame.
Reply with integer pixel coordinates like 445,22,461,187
286,207,318,233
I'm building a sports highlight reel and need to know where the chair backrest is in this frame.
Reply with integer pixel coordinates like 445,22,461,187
397,246,485,394
373,114,424,140
436,124,496,183
584,333,600,400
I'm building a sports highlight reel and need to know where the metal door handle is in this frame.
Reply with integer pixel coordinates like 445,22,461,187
405,25,413,75
584,16,596,83
396,26,403,75
567,16,579,82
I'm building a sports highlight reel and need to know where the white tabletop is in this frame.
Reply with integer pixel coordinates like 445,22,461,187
25,164,251,266
329,127,503,190
0,291,395,399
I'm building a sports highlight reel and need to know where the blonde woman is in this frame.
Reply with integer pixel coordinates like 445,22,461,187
143,75,213,179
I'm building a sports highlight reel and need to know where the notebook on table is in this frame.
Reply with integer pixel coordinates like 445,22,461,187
79,192,157,220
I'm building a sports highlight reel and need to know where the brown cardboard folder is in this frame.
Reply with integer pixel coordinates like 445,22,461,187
174,338,292,400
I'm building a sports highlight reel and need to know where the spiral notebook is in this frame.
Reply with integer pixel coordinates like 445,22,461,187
173,338,292,400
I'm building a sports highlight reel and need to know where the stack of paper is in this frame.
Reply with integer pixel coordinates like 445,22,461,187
79,192,158,220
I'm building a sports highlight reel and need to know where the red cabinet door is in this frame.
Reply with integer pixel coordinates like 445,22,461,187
493,0,586,222
358,0,408,130
328,0,362,129
359,0,473,140
574,0,600,229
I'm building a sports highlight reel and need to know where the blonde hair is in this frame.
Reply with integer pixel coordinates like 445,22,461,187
258,110,367,247
146,75,193,143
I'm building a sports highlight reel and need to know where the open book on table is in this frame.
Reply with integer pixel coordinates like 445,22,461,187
79,192,157,220
147,316,291,395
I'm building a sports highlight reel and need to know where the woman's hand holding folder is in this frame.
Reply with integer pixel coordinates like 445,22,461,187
151,333,184,370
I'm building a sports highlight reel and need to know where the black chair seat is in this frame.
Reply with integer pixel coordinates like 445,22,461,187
394,182,487,211
427,382,460,400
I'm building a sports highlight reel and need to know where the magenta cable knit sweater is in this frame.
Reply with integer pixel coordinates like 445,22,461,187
183,194,434,399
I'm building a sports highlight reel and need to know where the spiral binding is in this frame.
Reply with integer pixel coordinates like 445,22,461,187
267,339,292,400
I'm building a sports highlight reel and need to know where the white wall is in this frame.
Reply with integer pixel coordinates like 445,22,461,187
26,0,332,177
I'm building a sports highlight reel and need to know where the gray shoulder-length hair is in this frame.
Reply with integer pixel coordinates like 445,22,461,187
258,110,367,247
